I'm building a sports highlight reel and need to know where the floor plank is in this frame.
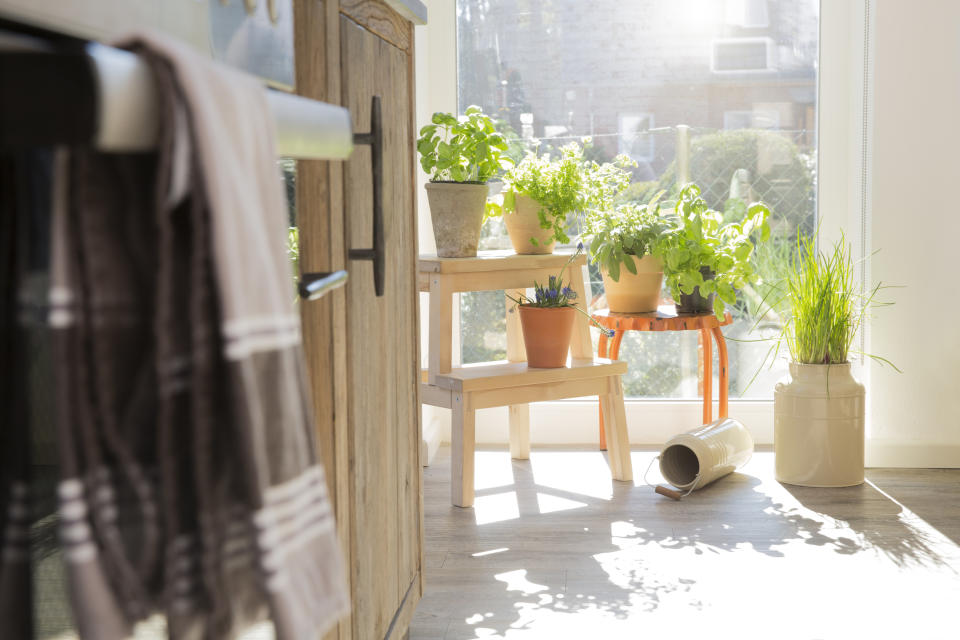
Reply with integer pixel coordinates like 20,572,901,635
411,446,960,639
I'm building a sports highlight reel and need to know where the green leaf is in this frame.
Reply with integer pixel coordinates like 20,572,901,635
713,297,726,318
608,259,620,282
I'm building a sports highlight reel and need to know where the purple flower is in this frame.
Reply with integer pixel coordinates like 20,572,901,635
549,275,557,289
606,328,616,337
561,286,575,298
577,241,584,252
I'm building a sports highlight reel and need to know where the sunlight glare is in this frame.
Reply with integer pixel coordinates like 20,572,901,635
473,491,520,525
536,492,587,515
493,569,550,594
474,451,516,491
530,451,613,500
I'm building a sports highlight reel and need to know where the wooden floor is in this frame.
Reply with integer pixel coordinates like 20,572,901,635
410,446,960,639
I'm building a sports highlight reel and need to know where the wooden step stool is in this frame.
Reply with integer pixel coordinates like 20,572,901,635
419,251,634,507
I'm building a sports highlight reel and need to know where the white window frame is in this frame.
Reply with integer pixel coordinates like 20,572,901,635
416,0,867,453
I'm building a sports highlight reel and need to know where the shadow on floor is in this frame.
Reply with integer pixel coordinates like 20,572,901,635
779,468,960,568
413,448,960,638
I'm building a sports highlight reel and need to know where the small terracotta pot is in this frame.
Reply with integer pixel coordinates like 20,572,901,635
504,195,556,255
601,254,664,313
517,305,575,368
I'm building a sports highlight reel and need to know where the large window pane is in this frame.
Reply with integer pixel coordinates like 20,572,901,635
457,0,818,399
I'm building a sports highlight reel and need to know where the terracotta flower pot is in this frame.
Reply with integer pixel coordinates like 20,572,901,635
601,255,664,313
774,362,865,487
504,195,556,255
425,182,488,258
517,305,575,368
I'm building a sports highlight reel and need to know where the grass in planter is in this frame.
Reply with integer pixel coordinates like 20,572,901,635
785,233,858,364
755,232,898,370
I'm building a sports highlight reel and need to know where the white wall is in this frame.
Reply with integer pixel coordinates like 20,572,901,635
416,0,457,464
865,0,960,466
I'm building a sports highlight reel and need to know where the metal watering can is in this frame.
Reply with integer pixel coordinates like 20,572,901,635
648,418,754,500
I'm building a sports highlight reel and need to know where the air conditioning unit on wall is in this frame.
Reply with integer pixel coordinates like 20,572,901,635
712,37,777,73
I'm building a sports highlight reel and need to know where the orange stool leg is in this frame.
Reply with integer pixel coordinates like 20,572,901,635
598,330,625,450
711,325,729,419
598,332,608,450
700,328,713,424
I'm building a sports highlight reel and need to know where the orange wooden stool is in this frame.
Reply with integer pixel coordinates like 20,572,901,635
591,306,733,450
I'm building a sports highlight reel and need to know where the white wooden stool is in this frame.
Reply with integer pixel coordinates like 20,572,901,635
419,251,633,508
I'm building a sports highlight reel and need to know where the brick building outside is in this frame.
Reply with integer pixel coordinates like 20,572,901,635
457,0,818,179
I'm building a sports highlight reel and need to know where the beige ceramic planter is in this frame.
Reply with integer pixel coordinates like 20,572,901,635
503,195,556,254
425,182,488,258
774,362,865,487
601,255,664,313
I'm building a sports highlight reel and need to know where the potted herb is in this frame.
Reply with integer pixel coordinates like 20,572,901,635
417,106,512,257
769,233,895,487
583,194,672,313
507,247,614,367
487,142,633,255
656,183,770,316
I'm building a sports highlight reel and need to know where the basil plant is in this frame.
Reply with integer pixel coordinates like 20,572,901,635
416,106,512,183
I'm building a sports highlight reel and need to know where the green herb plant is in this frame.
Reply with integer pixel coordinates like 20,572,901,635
487,141,635,247
416,106,512,183
287,226,300,302
655,183,771,317
582,191,672,282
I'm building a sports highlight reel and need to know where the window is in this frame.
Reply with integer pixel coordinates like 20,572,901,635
725,0,770,29
618,113,656,163
456,0,818,400
723,109,780,130
712,37,777,73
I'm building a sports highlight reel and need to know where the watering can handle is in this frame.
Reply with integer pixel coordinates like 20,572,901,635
655,485,684,500
642,456,661,487
644,456,702,500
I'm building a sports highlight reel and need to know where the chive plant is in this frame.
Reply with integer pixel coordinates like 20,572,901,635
775,233,895,368
785,234,858,364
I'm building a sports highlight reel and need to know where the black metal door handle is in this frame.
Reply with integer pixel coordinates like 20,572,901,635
349,95,385,297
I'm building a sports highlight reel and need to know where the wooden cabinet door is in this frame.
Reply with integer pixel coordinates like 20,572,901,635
340,12,422,640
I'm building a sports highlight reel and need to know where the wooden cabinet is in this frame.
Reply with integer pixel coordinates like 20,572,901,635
294,1,422,638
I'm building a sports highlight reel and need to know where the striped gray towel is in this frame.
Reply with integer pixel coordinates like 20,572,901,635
43,31,349,639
